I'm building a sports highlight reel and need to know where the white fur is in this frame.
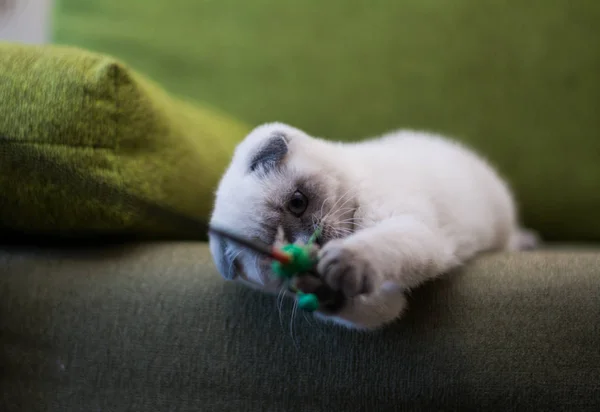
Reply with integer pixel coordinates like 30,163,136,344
210,122,536,330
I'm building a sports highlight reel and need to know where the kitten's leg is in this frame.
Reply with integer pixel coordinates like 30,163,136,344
316,215,461,328
319,215,460,296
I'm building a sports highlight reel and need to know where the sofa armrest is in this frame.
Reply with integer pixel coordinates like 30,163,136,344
1,243,599,411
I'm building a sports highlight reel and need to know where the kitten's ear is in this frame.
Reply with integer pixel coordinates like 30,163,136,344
209,233,237,280
248,132,289,173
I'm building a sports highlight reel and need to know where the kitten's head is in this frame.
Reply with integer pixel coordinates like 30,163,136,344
209,122,357,291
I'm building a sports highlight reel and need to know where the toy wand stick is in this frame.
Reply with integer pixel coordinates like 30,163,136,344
208,225,292,264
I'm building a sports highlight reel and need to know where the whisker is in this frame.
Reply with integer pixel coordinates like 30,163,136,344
331,191,357,218
318,187,353,221
318,193,336,222
323,202,354,233
335,191,357,212
326,207,357,215
332,230,354,239
321,188,355,222
319,205,356,230
336,223,366,230
304,312,328,338
321,208,353,229
336,215,365,221
252,254,268,285
290,298,300,350
302,311,313,325
332,225,359,233
277,287,287,330
336,217,366,225
319,189,350,223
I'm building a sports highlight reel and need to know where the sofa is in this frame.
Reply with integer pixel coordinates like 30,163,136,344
2,1,600,411
3,242,600,411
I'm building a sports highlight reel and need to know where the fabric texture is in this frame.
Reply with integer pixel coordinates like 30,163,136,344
1,242,599,411
0,43,248,239
54,0,600,241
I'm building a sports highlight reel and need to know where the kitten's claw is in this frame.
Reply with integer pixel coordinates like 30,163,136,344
317,240,378,297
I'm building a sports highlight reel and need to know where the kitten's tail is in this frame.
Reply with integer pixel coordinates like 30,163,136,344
509,228,541,251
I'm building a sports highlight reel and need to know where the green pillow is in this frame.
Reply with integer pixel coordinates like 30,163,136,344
0,43,249,239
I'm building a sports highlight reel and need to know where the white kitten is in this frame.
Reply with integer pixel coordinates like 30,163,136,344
209,122,538,330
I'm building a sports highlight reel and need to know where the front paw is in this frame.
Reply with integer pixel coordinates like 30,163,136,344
316,240,379,297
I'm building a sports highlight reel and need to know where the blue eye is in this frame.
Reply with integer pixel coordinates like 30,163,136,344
288,191,308,217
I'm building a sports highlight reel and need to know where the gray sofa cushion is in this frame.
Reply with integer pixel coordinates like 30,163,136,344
1,243,599,411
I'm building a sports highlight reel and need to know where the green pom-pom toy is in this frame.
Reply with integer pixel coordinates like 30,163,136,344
271,243,318,279
270,240,321,312
297,292,319,311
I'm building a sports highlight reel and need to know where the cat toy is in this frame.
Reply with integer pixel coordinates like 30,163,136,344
208,225,344,312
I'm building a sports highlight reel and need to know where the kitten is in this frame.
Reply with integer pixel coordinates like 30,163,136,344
209,122,538,330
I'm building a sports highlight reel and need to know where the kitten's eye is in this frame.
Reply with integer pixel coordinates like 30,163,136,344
288,191,308,217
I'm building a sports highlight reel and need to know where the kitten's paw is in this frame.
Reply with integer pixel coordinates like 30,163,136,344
317,240,380,297
313,284,407,330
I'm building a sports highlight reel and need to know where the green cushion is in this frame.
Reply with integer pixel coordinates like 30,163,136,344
0,43,248,238
1,243,600,411
55,0,600,241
